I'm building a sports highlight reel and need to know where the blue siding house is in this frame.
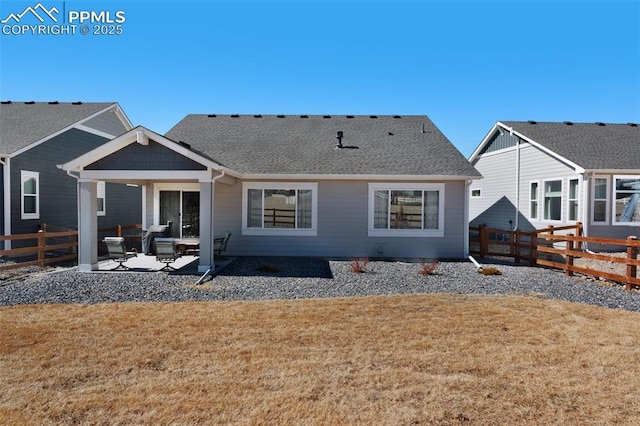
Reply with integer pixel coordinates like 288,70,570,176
0,101,142,249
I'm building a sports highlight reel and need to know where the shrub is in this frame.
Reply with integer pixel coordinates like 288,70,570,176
418,260,438,275
479,266,502,275
349,258,369,273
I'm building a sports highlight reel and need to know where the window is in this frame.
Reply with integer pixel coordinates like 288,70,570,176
242,182,317,236
21,170,39,219
97,181,106,216
368,183,444,237
568,179,579,221
592,177,608,223
543,180,562,221
529,182,539,220
613,176,640,224
471,189,481,198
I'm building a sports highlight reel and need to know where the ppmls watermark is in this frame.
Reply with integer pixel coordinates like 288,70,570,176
1,2,126,36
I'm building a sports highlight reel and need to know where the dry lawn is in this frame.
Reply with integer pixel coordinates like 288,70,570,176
2,294,640,425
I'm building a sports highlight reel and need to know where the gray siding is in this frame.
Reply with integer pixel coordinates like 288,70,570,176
469,148,519,229
10,128,141,235
470,143,581,231
479,131,518,155
214,179,467,259
82,109,129,137
87,141,206,171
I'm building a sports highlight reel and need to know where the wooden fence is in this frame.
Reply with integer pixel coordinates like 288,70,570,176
0,223,142,272
470,222,640,290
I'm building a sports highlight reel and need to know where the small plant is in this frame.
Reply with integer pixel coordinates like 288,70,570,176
479,266,502,276
258,264,280,274
349,257,369,273
418,259,438,275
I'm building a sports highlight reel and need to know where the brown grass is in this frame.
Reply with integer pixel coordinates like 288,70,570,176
2,295,640,424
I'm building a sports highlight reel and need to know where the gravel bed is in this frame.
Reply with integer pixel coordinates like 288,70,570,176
1,257,640,311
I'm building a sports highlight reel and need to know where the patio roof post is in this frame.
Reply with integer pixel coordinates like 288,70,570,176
78,179,98,271
198,179,215,272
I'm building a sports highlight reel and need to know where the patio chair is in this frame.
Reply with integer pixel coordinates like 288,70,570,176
153,237,181,271
214,232,231,256
103,237,137,270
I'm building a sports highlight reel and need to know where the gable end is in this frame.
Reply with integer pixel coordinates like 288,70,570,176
85,140,207,171
479,130,519,156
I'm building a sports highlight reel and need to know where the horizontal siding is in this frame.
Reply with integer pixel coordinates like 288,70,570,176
215,179,467,259
469,149,517,229
10,128,142,235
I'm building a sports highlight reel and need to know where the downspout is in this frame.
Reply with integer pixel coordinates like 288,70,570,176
583,172,591,251
197,170,226,283
1,157,10,251
464,179,471,257
514,130,520,230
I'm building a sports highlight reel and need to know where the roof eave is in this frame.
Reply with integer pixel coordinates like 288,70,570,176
239,173,481,181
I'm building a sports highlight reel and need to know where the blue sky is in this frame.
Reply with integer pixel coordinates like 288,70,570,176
1,0,638,157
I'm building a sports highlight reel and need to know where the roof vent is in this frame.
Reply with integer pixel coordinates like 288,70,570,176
346,115,354,119
300,115,308,118
207,114,216,118
595,122,605,126
393,115,401,118
48,101,59,105
336,130,344,148
323,115,331,118
277,115,285,118
25,101,35,104
178,141,191,149
564,121,573,125
1,100,12,104
369,115,378,119
528,120,537,124
231,114,240,118
388,132,394,136
628,122,638,127
72,101,83,105
254,114,262,118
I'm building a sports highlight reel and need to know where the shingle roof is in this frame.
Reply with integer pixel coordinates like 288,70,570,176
0,101,116,155
165,114,480,177
502,121,640,170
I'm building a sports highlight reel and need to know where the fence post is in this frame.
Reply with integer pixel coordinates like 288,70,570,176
626,236,638,291
514,229,521,264
530,231,538,266
479,225,488,258
565,233,574,276
37,230,46,268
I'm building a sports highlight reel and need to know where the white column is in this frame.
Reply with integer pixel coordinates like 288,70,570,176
198,179,215,272
78,179,98,272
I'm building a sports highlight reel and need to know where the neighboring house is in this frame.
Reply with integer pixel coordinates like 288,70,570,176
468,120,640,241
61,114,481,272
0,101,142,249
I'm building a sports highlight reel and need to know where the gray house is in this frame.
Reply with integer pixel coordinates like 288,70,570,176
61,114,481,272
0,101,142,249
469,120,640,240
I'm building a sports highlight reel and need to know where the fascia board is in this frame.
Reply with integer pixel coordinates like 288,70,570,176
11,103,120,157
239,173,481,181
468,122,500,163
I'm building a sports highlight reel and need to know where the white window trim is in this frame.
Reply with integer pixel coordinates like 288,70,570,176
97,181,106,217
529,180,540,221
542,178,564,223
591,175,610,225
567,177,580,222
241,182,318,236
471,188,482,198
368,183,445,237
21,170,39,220
612,175,640,226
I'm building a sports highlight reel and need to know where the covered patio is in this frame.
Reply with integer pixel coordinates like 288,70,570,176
60,126,238,274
